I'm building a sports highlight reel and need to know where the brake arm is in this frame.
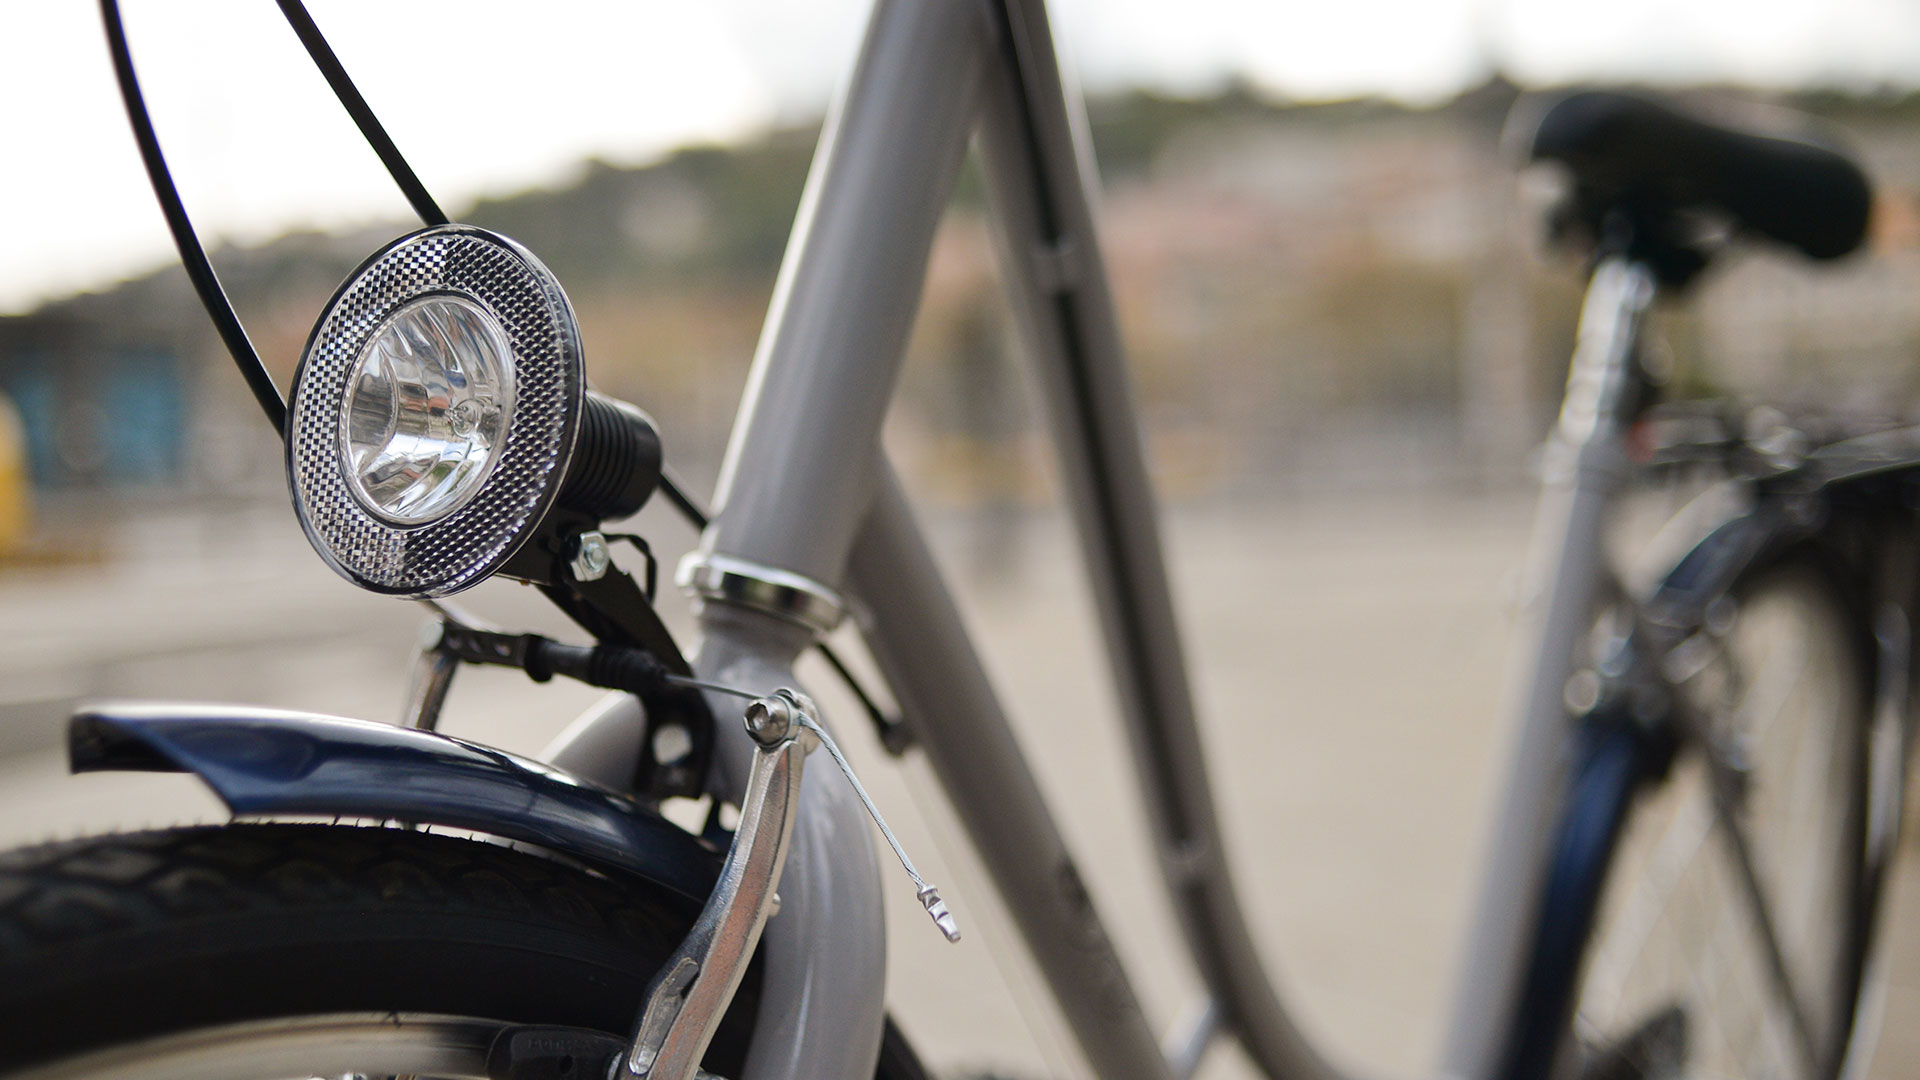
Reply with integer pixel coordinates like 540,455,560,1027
622,689,817,1080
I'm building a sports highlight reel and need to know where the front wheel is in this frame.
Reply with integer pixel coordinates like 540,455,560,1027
0,823,758,1079
1563,556,1872,1080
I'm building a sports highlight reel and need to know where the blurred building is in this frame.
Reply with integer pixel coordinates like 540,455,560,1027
10,81,1920,531
0,315,188,491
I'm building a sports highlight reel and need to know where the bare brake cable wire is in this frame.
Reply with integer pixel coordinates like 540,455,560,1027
666,677,958,942
99,0,286,435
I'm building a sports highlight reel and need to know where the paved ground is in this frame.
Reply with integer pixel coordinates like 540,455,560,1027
0,491,1914,1079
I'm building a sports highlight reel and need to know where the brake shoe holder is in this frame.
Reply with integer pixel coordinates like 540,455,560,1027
623,689,817,1080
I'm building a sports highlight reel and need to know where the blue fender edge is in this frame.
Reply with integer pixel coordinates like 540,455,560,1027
68,703,721,907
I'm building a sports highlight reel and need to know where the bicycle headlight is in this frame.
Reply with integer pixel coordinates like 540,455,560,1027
288,225,590,598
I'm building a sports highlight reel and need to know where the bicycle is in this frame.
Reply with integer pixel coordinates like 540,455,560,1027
0,4,1900,1080
1446,91,1900,1080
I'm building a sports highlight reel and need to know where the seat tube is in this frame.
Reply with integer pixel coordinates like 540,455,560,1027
1441,256,1657,1080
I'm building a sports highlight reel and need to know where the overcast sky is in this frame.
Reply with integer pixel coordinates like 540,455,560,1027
7,0,1920,314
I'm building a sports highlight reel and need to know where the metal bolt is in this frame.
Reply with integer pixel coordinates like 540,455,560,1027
1563,669,1601,716
569,531,611,582
743,695,794,746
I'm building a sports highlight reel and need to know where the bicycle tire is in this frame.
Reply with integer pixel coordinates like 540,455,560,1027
0,822,760,1078
1564,550,1873,1080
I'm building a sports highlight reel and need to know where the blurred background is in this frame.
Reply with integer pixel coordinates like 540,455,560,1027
9,1,1920,1078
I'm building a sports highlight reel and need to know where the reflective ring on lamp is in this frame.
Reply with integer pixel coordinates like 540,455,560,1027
287,225,585,598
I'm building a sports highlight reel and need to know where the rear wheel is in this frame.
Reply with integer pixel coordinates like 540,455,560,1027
1566,557,1871,1079
0,823,757,1078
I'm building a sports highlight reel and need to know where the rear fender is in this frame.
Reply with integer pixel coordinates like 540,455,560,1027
68,703,719,906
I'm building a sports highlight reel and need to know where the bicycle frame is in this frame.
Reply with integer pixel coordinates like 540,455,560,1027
669,2,1656,1079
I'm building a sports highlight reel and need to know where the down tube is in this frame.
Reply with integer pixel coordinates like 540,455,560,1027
846,465,1174,1080
974,4,1346,1080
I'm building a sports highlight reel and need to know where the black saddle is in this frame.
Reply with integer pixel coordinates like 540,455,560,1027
1521,90,1872,285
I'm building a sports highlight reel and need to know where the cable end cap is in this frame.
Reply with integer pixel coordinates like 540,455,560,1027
918,885,961,943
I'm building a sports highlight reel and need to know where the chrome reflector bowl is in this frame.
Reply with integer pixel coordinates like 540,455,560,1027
287,225,584,598
341,293,515,526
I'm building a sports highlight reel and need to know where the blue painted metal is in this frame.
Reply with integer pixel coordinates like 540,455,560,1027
68,703,721,906
1495,714,1652,1080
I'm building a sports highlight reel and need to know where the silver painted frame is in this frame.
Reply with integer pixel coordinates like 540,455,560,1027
1440,258,1656,1080
674,2,1622,1079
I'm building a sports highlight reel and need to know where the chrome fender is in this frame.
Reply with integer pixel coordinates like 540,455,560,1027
68,703,720,906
